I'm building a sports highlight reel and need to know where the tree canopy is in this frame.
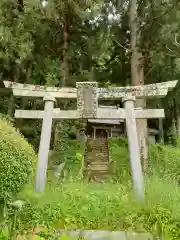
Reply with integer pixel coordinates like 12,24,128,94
0,0,180,147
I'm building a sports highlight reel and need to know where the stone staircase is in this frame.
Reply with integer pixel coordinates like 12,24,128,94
84,138,109,182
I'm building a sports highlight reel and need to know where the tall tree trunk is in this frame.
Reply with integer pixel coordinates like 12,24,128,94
172,118,177,146
7,68,20,118
158,119,164,144
158,101,164,144
176,107,180,137
53,21,69,158
61,23,69,87
7,95,15,117
16,63,32,128
129,0,148,171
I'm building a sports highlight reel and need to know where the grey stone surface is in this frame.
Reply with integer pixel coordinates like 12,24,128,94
15,108,164,120
56,230,153,240
4,80,177,99
35,99,55,192
123,97,144,200
98,88,168,99
76,82,98,118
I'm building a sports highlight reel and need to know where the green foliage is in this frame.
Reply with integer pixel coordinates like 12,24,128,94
6,179,180,238
0,0,34,71
0,118,36,203
11,182,129,231
1,137,180,238
51,120,85,167
50,138,85,178
109,137,180,183
148,144,180,182
109,138,130,182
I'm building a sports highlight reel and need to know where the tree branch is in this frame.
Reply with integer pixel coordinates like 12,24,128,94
114,40,131,52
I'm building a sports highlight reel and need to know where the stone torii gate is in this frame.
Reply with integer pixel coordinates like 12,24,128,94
4,80,177,199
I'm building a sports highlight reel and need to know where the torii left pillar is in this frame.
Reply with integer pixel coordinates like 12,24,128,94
35,95,56,192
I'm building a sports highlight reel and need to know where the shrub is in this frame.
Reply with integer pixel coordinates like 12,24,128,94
49,139,85,178
148,144,180,182
0,118,36,203
109,137,180,182
109,138,130,182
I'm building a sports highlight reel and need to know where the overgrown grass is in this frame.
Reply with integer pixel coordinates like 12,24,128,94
8,178,180,238
5,137,180,238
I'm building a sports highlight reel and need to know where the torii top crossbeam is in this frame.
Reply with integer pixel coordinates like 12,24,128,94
3,80,177,99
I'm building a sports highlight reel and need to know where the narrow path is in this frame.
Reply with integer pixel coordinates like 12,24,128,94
84,138,109,182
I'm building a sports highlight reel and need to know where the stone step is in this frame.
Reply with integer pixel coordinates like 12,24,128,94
86,160,109,164
87,150,109,155
87,166,108,170
87,152,108,155
90,162,109,165
87,143,108,148
87,157,108,160
87,160,109,164
90,167,108,170
85,138,109,182
87,144,108,147
88,170,108,175
87,152,109,155
86,157,109,161
87,139,108,143
87,142,108,145
87,148,108,150
90,164,109,167
86,156,109,159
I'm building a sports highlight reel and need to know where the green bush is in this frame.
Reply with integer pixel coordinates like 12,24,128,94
49,139,85,178
109,137,180,182
148,144,180,182
109,138,130,182
0,118,36,203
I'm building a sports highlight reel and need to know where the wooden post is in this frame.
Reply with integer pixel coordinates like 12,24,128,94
123,96,144,200
35,95,56,192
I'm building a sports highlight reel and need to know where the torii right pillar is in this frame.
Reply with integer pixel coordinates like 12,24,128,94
123,95,144,200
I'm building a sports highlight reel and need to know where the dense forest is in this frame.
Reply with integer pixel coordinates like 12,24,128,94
1,0,180,150
2,1,180,238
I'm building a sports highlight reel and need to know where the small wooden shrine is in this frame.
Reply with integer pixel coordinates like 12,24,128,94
86,106,159,143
